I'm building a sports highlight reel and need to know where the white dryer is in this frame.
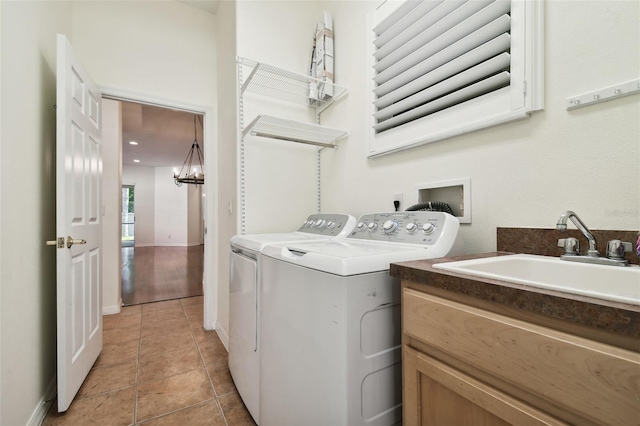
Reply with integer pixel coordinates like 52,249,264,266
228,213,356,424
259,211,463,426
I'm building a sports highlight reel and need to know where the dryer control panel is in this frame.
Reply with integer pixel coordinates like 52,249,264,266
349,211,458,246
296,214,357,238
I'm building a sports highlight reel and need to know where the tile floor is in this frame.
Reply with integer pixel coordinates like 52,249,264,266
44,296,256,426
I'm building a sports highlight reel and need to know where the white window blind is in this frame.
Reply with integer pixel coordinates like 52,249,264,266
368,0,544,157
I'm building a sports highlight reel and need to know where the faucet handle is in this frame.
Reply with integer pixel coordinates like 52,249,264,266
606,240,632,259
558,237,579,255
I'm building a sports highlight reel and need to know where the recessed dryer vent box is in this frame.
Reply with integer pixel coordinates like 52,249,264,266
415,178,470,224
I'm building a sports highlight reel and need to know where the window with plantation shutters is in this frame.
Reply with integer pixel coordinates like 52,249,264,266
368,0,544,157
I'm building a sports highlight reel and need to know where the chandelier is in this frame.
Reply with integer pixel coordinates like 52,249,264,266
174,115,204,187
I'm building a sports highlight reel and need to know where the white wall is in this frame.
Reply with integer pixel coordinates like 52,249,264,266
122,165,156,246
71,1,216,107
155,166,189,246
188,184,205,246
236,1,326,234
213,0,237,343
122,164,203,247
318,0,640,253
102,99,123,314
0,1,72,424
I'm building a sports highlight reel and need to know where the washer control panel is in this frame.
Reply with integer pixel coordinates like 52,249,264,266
349,211,455,245
297,214,357,237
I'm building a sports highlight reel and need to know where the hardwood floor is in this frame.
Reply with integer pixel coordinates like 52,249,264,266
122,245,204,306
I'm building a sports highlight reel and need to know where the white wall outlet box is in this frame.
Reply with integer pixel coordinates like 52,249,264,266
415,178,471,224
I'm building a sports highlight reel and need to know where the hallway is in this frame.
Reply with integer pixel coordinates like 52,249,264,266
122,246,204,306
44,296,254,425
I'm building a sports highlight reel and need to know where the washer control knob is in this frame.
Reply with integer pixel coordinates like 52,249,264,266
356,222,367,232
422,223,436,235
406,222,418,234
326,221,336,230
304,220,312,228
383,220,399,234
368,222,378,232
315,219,326,229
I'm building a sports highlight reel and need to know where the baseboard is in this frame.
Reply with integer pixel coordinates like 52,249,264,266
27,376,56,426
157,243,204,247
103,298,123,315
215,322,229,351
128,243,204,247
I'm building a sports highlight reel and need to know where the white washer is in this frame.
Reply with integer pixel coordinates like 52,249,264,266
259,211,463,426
229,213,356,424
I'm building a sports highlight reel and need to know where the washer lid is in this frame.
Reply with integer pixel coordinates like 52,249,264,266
261,239,445,276
230,232,332,253
230,213,357,252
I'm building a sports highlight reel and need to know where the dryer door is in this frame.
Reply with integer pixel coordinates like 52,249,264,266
229,250,260,424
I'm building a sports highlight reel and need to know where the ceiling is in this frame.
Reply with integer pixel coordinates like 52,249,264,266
121,101,204,169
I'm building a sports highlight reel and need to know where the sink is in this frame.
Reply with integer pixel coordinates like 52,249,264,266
433,254,640,305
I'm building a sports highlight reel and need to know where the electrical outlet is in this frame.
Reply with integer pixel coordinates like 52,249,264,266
393,193,403,211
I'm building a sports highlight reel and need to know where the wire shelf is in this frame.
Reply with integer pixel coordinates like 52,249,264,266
243,115,347,148
238,57,347,113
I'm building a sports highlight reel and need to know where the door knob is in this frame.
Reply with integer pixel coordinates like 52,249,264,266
46,237,86,248
46,237,64,248
66,236,87,249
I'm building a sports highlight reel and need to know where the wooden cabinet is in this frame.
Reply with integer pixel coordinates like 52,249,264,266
402,286,640,426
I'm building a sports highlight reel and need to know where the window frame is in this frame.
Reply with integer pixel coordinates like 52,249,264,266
367,0,544,157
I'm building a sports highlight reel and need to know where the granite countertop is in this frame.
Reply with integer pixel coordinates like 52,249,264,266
391,252,640,345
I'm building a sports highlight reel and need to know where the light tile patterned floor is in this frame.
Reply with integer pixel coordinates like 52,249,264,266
44,296,256,426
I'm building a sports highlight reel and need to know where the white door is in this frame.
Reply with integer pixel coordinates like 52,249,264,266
54,34,103,412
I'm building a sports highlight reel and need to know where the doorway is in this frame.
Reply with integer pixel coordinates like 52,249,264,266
117,99,206,306
121,185,135,248
102,88,216,330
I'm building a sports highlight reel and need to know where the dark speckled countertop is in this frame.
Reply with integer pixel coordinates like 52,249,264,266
391,227,640,350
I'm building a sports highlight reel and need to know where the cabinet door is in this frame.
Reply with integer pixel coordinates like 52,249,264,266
403,346,565,426
403,288,640,425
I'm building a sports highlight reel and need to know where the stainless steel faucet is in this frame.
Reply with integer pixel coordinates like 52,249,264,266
556,211,599,257
556,210,631,266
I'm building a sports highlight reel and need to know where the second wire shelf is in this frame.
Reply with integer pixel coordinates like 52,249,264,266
243,115,347,148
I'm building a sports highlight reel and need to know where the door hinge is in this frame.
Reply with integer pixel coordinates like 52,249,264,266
523,80,527,94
